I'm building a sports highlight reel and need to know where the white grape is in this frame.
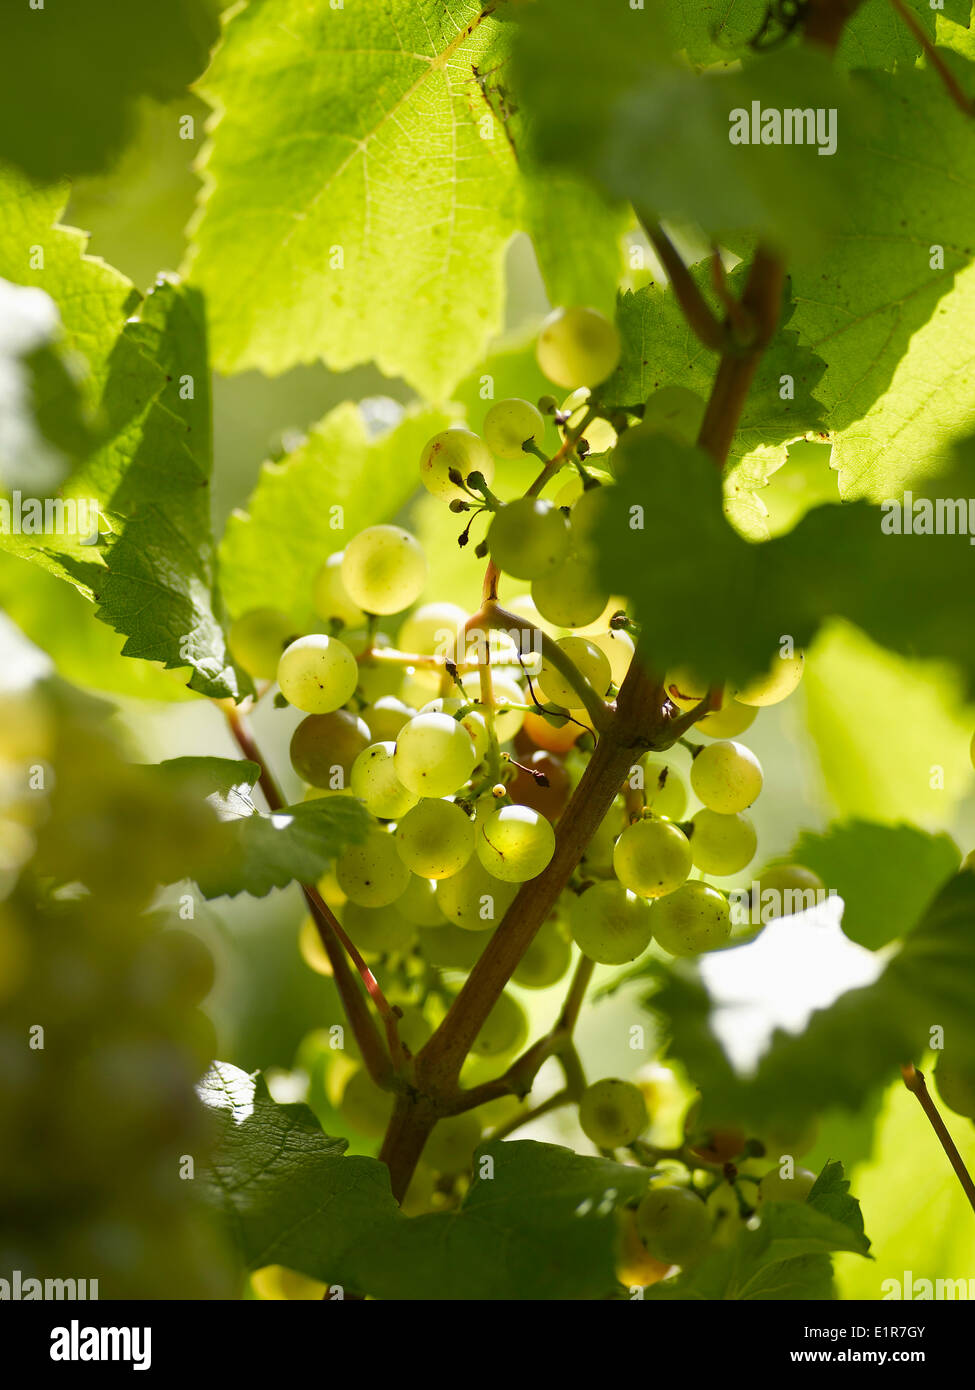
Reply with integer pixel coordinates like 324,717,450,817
362,695,414,742
483,397,545,459
568,881,653,964
651,881,731,957
476,804,556,883
351,741,419,819
277,634,358,714
536,306,621,389
336,828,411,907
420,428,494,501
560,388,618,453
532,554,609,630
458,670,526,743
341,525,427,615
419,697,489,762
398,602,467,661
395,873,445,927
697,699,757,739
342,899,417,953
589,628,634,686
579,1078,647,1148
537,636,612,709
396,799,475,879
312,552,367,629
394,712,478,797
488,498,571,580
688,809,757,876
735,652,804,707
229,608,297,680
437,856,518,931
613,819,692,899
690,740,763,813
639,760,687,820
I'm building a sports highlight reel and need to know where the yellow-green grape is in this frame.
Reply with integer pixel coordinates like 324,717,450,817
277,634,358,714
396,798,475,879
228,608,297,680
420,697,489,762
458,670,526,743
513,917,572,989
312,553,367,629
735,651,805,707
560,388,618,453
418,922,489,969
688,809,757,876
568,485,611,552
664,667,710,711
579,1078,647,1148
641,761,687,821
758,1167,816,1204
341,525,427,616
362,695,414,742
423,1112,483,1173
636,1185,711,1266
398,602,467,660
697,699,757,739
353,634,406,703
420,427,495,501
568,882,654,964
590,628,634,687
394,712,478,798
476,804,556,883
290,710,370,789
397,666,442,710
504,589,560,640
483,397,546,459
536,306,621,389
350,741,419,819
395,874,444,927
934,1054,975,1119
640,385,706,444
554,467,614,509
488,498,571,580
471,991,528,1057
339,1067,394,1137
706,1184,744,1249
613,819,692,899
394,1003,433,1055
690,740,763,814
651,882,731,957
533,554,609,630
342,900,417,954
754,864,825,921
251,1265,328,1301
538,636,611,709
437,856,518,931
336,828,411,907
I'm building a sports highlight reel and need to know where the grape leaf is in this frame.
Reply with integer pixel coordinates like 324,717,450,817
773,820,962,951
0,0,220,181
644,867,975,1132
219,401,452,624
802,620,975,828
600,269,827,536
647,1162,869,1301
595,432,975,697
152,755,263,801
838,0,971,72
520,172,630,318
193,790,370,900
665,0,768,66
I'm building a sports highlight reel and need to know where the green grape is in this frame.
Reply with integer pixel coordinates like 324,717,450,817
688,809,757,876
690,740,763,813
512,917,572,989
336,828,411,907
398,666,443,710
350,741,419,819
277,634,358,714
312,552,367,629
706,1184,743,1248
578,1078,647,1148
395,798,475,879
342,899,417,954
757,1166,816,1204
339,1067,394,1138
487,498,571,580
228,608,297,680
697,699,757,739
362,695,414,742
651,882,731,957
613,819,692,899
568,881,654,964
418,922,489,969
290,710,371,789
754,864,825,920
532,554,609,630
504,589,560,639
568,485,611,552
394,1002,433,1055
471,991,528,1057
639,761,687,821
352,634,407,703
735,651,804,707
437,856,518,931
458,670,526,743
398,602,467,660
423,1112,483,1173
476,804,556,883
590,627,634,687
560,388,618,453
341,525,427,616
641,385,706,444
537,636,612,709
664,666,710,711
420,428,494,501
636,1186,711,1266
395,873,444,927
394,712,478,797
420,697,489,762
536,305,621,389
483,397,546,459
934,1053,975,1119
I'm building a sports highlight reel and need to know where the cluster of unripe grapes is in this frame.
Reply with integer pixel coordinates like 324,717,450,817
226,305,823,1191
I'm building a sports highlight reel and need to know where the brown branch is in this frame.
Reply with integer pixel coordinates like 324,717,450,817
902,1064,975,1215
638,216,726,352
888,0,974,117
804,0,866,52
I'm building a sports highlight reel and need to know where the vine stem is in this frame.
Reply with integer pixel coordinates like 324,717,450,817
221,702,400,1084
901,1064,975,1215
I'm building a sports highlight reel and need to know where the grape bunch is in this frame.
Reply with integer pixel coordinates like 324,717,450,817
226,304,822,1215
